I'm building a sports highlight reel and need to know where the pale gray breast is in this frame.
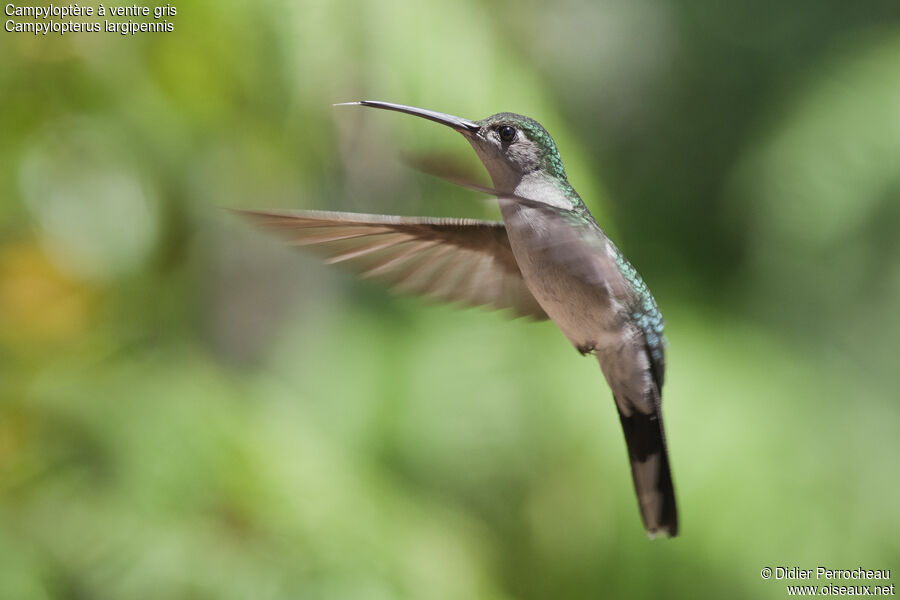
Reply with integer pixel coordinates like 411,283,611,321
498,203,633,347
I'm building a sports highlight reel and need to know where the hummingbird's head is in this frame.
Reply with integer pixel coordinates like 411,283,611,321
465,112,567,192
337,101,569,195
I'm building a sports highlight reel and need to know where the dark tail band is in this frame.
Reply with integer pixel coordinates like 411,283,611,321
617,407,678,537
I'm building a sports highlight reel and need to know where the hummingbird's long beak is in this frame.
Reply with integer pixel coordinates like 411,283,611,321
335,100,481,134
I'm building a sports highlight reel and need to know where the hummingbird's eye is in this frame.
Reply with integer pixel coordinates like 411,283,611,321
497,125,517,143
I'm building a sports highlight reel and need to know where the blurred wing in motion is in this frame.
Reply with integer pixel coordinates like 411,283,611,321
236,209,548,320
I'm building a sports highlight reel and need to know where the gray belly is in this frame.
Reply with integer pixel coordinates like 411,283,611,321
500,209,627,350
522,254,624,347
500,204,656,414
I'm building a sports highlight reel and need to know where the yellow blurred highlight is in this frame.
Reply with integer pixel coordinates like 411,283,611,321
0,240,96,347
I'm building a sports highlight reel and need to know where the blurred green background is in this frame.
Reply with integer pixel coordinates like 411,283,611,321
1,1,899,598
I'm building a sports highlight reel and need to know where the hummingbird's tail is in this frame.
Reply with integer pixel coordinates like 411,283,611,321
616,404,679,538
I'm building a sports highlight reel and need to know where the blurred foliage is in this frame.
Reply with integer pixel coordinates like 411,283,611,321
1,0,899,598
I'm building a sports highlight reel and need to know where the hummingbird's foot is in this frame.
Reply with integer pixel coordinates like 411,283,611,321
576,342,597,356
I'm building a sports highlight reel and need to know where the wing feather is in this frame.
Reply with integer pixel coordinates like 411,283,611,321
236,209,547,320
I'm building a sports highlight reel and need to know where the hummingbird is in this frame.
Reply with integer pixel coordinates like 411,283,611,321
240,101,678,537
